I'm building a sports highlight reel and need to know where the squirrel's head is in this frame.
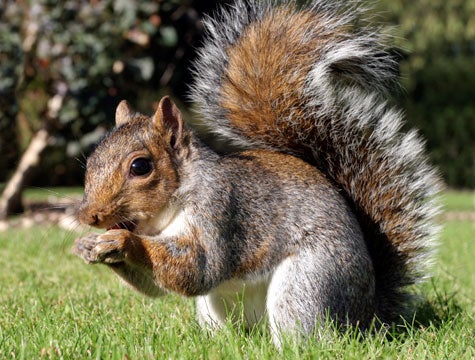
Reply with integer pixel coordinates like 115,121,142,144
77,96,191,232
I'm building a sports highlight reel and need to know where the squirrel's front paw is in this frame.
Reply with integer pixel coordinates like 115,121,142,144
72,233,101,264
73,230,130,265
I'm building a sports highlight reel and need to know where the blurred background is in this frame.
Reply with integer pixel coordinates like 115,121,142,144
0,0,474,219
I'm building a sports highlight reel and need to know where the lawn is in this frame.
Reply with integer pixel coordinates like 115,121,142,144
0,190,473,359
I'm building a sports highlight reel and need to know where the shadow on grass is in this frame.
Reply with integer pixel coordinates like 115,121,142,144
411,286,463,329
386,280,464,341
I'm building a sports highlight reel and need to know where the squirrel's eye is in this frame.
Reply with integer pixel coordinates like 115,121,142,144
130,158,152,177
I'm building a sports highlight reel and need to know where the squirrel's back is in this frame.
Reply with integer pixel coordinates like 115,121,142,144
190,0,441,323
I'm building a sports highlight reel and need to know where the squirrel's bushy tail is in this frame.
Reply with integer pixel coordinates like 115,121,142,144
190,0,441,323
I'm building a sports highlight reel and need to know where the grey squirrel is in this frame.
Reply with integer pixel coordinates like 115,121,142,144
73,0,441,344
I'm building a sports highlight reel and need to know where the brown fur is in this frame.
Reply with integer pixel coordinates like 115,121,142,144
221,8,341,150
78,99,183,230
73,227,206,296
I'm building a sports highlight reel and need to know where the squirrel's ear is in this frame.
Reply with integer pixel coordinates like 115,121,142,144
115,100,135,126
154,96,184,150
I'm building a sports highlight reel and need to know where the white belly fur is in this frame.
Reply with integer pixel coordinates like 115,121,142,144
196,275,270,329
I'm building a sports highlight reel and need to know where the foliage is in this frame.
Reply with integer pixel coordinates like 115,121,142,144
378,0,475,188
0,190,474,358
0,0,473,188
0,1,22,176
0,0,220,185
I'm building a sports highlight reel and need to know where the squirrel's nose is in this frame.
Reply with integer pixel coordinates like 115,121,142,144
87,214,100,227
77,206,100,227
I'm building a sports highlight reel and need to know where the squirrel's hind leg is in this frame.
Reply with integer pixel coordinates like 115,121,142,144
196,277,269,331
266,248,376,346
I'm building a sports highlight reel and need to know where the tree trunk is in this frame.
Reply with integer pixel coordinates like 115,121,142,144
0,81,67,220
0,128,51,218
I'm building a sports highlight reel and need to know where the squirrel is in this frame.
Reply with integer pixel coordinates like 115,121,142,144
73,0,441,344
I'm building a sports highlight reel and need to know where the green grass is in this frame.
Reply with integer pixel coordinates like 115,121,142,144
0,190,474,359
23,187,84,202
442,190,475,212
